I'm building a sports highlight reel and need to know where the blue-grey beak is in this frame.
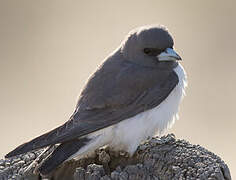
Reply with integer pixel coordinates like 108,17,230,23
157,48,182,61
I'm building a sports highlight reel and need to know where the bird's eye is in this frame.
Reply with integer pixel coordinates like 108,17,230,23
144,48,152,54
143,48,164,56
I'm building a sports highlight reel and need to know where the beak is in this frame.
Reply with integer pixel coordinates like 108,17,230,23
157,48,182,61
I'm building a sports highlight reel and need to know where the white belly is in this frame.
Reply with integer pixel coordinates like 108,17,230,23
69,64,187,160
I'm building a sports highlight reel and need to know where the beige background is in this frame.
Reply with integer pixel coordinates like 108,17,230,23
0,0,235,178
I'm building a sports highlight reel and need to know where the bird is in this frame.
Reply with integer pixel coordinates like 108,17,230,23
5,25,187,176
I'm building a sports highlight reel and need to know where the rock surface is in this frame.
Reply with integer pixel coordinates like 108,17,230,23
0,134,231,180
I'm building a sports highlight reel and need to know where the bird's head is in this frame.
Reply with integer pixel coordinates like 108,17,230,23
121,25,181,70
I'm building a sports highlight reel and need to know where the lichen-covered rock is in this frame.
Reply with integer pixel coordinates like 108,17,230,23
0,134,231,180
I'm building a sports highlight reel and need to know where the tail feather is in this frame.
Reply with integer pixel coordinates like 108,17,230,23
5,128,61,158
38,137,90,175
5,142,30,158
5,134,56,158
5,121,75,158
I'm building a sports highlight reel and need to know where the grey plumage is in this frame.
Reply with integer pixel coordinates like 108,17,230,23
38,137,90,175
5,25,183,175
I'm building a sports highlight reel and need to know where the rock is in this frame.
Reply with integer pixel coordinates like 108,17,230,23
0,134,231,180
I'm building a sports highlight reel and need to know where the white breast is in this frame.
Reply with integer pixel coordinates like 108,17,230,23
109,64,187,154
69,64,187,160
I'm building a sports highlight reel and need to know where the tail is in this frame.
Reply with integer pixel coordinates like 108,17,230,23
5,125,66,158
38,137,90,175
5,120,79,158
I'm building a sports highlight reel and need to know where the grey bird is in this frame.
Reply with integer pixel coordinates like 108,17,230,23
5,25,187,175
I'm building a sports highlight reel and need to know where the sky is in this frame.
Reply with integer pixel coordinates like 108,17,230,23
0,0,235,178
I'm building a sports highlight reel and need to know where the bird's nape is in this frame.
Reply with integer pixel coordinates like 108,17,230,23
5,24,186,176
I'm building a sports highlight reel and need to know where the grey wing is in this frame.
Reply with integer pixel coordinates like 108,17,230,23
6,64,178,158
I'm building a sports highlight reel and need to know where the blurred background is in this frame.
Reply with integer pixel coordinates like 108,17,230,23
0,0,235,178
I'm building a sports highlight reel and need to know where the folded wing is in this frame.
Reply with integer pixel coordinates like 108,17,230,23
6,60,179,158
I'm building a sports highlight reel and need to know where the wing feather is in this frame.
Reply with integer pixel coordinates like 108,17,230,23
6,59,179,158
